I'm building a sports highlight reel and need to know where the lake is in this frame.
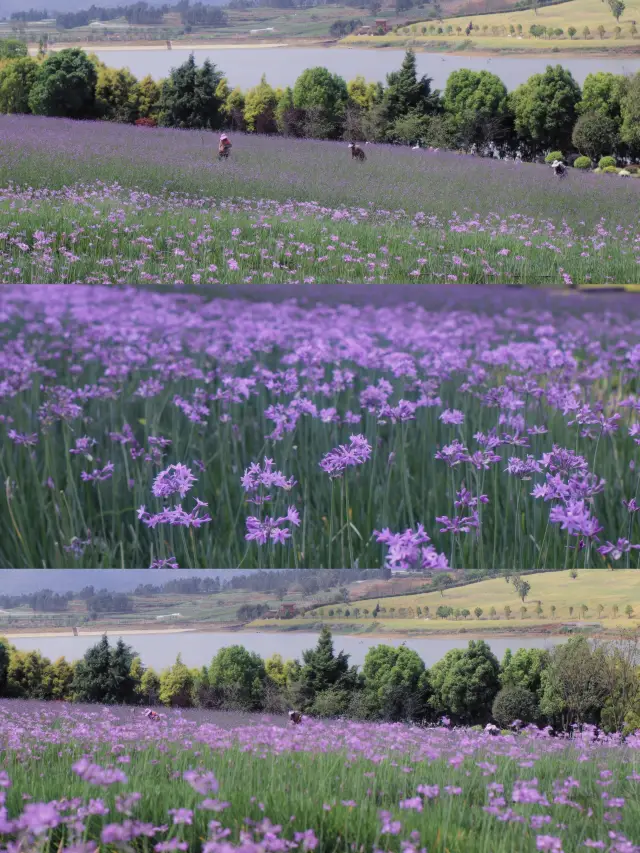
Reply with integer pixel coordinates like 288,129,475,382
10,630,565,669
92,46,640,91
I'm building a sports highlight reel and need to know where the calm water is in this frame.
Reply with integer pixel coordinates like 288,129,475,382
10,630,565,669
93,46,640,91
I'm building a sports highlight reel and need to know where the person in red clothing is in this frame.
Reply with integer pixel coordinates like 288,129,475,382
145,709,161,721
219,133,232,159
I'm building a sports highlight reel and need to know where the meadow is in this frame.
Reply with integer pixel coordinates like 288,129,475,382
1,700,640,853
3,284,640,569
348,0,640,49
1,116,640,285
286,570,640,632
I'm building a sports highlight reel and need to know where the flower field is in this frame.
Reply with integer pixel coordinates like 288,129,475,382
1,116,640,285
3,284,640,569
1,700,640,853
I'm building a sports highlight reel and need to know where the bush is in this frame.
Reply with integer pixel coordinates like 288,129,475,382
599,155,617,169
602,165,619,174
572,113,618,162
573,155,592,169
545,150,563,163
492,685,539,727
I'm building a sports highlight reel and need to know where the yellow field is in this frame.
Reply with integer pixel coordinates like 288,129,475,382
343,0,640,51
270,570,640,631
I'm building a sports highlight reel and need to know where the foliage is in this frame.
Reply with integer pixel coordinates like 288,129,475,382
572,112,618,160
28,48,97,119
598,155,617,168
243,73,278,134
512,64,581,153
208,645,266,710
544,150,564,163
158,654,195,707
429,640,501,723
0,57,39,115
361,645,430,721
539,637,609,728
158,55,224,130
492,685,539,727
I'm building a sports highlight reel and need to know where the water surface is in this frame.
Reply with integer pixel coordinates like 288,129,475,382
11,630,565,669
93,46,640,90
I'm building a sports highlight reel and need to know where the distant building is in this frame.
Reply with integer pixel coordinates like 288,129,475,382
375,19,389,33
279,603,298,618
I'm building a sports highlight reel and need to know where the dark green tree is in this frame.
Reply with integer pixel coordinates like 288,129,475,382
511,64,581,153
0,39,29,60
492,685,539,727
298,627,356,708
0,641,8,696
109,638,138,704
71,634,115,703
383,49,440,126
28,48,97,118
362,644,430,721
429,640,501,723
572,112,619,159
158,55,225,130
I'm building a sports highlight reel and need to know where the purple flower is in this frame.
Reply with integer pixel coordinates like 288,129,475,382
245,506,301,544
439,409,465,425
319,434,372,478
81,462,114,483
152,464,197,499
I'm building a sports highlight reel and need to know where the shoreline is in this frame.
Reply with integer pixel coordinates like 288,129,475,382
1,627,198,639
26,39,640,59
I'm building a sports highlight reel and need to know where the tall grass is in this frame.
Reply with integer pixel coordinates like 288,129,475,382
1,702,640,853
1,286,639,569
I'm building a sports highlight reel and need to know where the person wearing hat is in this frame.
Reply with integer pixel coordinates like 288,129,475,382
219,133,232,159
288,710,302,725
551,159,566,178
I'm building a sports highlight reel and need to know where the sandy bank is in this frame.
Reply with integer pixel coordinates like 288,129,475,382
28,42,291,56
2,627,197,639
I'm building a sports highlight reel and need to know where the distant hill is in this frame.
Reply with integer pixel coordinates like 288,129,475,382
0,570,248,594
1,0,226,15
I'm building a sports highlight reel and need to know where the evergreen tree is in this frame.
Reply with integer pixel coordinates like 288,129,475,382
158,55,225,130
383,49,440,125
298,627,356,707
0,641,8,696
109,638,138,704
71,634,114,703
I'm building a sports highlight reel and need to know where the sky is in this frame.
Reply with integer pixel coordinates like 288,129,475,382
0,570,248,595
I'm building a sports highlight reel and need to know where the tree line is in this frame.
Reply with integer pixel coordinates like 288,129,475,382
1,43,639,163
2,628,640,733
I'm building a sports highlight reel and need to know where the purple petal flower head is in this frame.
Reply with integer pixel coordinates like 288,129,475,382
183,770,219,796
374,525,449,571
549,500,603,540
138,500,212,530
623,498,640,513
377,399,418,424
81,462,114,483
436,512,480,534
541,446,588,477
320,434,372,478
7,429,38,446
455,487,488,510
16,802,60,835
72,758,128,787
149,557,180,569
535,836,563,853
245,506,301,544
506,455,542,480
294,830,319,851
435,439,468,467
241,457,296,505
152,463,197,499
439,409,465,425
597,539,640,561
70,436,97,457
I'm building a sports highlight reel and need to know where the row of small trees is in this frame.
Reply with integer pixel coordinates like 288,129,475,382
311,602,636,619
2,41,640,160
2,628,640,732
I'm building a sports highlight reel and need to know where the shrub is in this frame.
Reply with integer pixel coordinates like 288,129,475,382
599,155,617,169
492,685,539,727
574,155,592,169
602,165,619,173
545,150,563,163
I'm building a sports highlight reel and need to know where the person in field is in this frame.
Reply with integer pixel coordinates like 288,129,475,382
348,143,366,162
289,710,302,725
551,159,566,179
145,709,161,721
219,134,232,159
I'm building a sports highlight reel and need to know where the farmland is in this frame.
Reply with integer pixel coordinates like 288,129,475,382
282,570,640,634
347,0,640,51
1,116,640,285
1,699,640,853
3,284,640,569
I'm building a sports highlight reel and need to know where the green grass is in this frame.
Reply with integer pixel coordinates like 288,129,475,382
3,712,640,853
346,0,640,50
301,570,640,629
